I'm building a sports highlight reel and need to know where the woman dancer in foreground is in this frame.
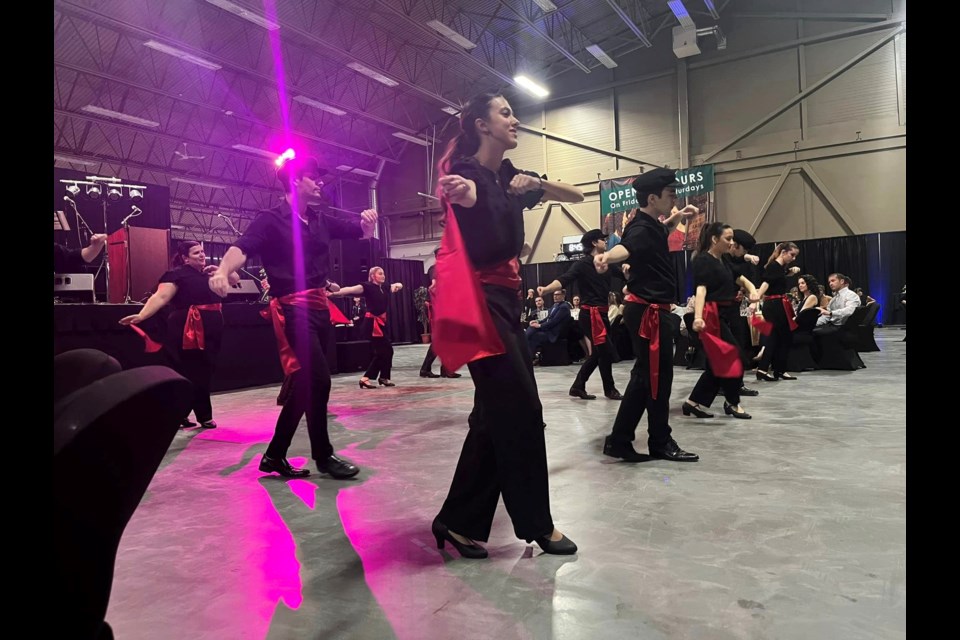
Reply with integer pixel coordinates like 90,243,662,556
431,92,584,558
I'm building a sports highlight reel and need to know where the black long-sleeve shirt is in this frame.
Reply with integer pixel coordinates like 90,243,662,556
233,199,362,298
556,256,614,306
449,157,543,270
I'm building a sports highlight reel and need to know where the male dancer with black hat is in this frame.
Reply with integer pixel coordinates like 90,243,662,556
210,154,378,479
726,229,761,395
595,168,700,462
538,228,623,400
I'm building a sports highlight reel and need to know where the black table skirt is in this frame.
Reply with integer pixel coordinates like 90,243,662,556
53,303,361,392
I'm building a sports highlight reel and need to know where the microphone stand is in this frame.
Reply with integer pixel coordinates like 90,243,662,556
64,197,101,303
119,206,142,303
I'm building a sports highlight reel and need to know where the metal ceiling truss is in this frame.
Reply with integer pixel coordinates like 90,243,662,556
374,0,523,90
55,2,426,138
54,63,403,167
492,0,594,73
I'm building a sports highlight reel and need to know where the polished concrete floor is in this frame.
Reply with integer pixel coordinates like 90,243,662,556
107,330,906,640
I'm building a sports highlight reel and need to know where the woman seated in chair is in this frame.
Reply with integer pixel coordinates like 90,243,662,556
795,275,824,322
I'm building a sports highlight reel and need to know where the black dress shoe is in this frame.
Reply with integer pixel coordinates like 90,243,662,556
527,534,578,555
724,403,752,419
199,420,217,429
378,378,396,387
419,371,441,378
756,370,778,382
649,439,699,462
441,370,462,378
180,419,197,428
317,454,360,479
681,402,714,418
776,372,798,380
259,455,311,478
604,389,623,400
739,386,760,397
432,519,488,559
569,388,597,400
359,379,378,389
602,436,646,462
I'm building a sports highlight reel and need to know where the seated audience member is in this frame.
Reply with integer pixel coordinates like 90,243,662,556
854,287,876,307
525,289,572,360
568,295,591,361
813,273,861,334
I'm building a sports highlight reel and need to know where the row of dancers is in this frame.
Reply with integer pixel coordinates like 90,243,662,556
117,91,811,559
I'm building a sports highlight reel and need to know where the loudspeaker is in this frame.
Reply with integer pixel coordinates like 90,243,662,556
106,227,171,303
225,279,262,302
329,238,381,287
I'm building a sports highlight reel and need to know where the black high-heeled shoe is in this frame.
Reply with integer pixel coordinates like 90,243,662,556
359,379,378,389
755,370,778,382
378,378,396,387
432,519,488,559
527,533,578,555
682,402,714,418
724,403,752,419
776,372,798,380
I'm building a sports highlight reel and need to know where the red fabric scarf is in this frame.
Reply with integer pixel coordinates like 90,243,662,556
432,209,508,372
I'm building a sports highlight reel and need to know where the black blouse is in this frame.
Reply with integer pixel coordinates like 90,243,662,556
159,265,223,310
450,158,544,269
762,262,789,296
360,281,390,316
692,253,739,302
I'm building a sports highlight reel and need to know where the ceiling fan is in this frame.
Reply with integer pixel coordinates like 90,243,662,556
174,143,206,161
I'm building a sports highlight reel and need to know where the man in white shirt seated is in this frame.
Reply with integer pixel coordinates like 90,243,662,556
813,273,861,334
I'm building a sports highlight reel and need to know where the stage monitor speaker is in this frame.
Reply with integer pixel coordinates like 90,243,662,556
226,279,263,302
106,227,170,303
329,238,381,286
54,274,96,303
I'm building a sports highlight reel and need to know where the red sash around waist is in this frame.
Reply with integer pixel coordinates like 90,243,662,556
259,289,328,376
623,294,673,400
182,303,222,350
579,304,608,345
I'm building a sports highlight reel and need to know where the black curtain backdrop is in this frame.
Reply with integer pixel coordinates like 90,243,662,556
751,231,904,324
382,257,424,344
519,232,905,323
878,231,907,325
